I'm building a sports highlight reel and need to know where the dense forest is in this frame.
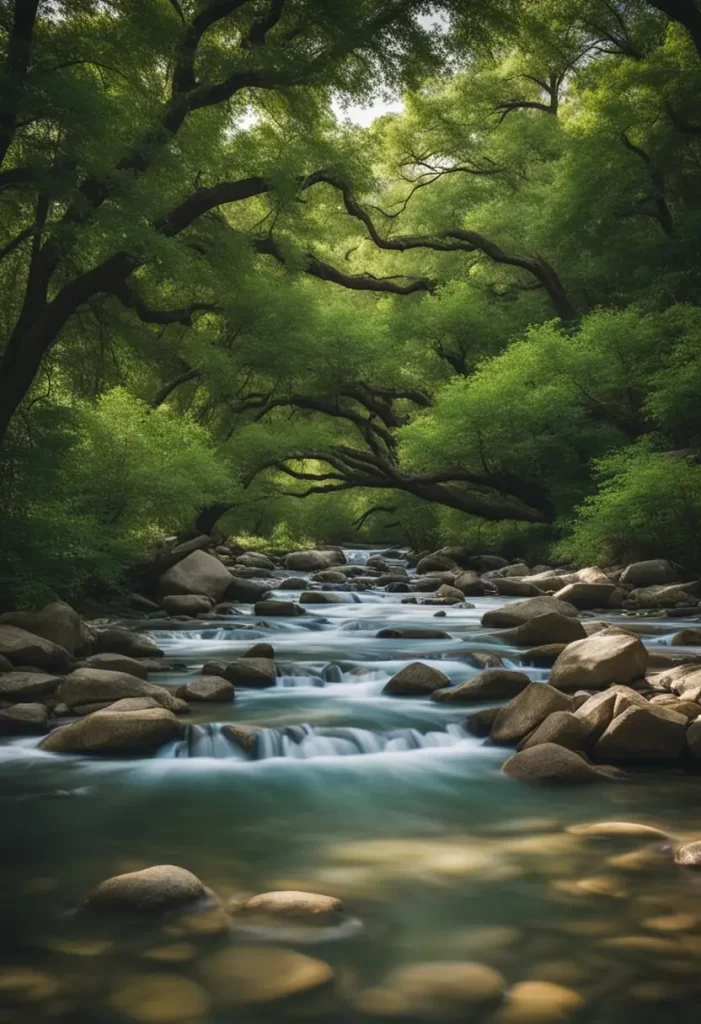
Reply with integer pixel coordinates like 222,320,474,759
2,0,701,608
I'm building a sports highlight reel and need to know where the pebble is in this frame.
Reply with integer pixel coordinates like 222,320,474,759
493,980,584,1022
107,974,211,1023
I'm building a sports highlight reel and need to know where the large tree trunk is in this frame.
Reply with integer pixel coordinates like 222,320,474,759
649,0,701,59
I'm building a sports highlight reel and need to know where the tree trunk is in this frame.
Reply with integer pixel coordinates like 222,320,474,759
195,502,237,535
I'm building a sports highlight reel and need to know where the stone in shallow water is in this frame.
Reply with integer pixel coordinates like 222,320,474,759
40,707,183,754
143,942,196,962
382,662,450,696
501,743,610,784
234,890,343,920
643,913,698,932
674,841,701,867
0,702,49,734
175,676,233,702
200,945,334,1005
567,821,670,840
433,669,530,704
518,711,586,752
490,684,573,745
85,865,207,912
481,597,579,630
550,633,648,691
592,705,686,763
369,961,506,1016
107,974,211,1023
493,980,584,1022
0,966,61,1002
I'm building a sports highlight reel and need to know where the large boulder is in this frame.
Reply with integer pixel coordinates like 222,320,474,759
574,691,618,744
236,552,276,570
553,582,617,609
225,578,272,603
491,578,543,598
0,602,88,654
620,559,678,587
40,707,183,754
161,594,213,617
58,668,181,712
0,703,49,734
435,583,465,602
175,676,234,702
489,684,573,746
518,711,587,752
497,613,587,647
592,705,687,763
0,670,61,702
284,549,345,571
254,600,305,617
432,669,530,704
468,554,509,573
549,633,648,691
465,707,501,737
671,628,701,646
203,658,276,688
0,625,73,673
453,571,485,596
158,549,233,602
80,653,149,679
481,597,579,630
89,628,163,660
85,865,206,911
628,584,697,609
501,743,610,784
383,663,450,697
416,552,458,574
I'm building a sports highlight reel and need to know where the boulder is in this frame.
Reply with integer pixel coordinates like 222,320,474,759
370,962,505,1015
674,842,701,867
491,578,543,598
299,592,345,604
468,554,509,573
629,583,697,608
0,654,11,672
453,571,485,596
222,723,260,753
577,566,615,585
501,743,609,784
0,625,73,672
523,644,568,666
383,662,451,697
85,865,206,911
467,651,504,670
0,703,49,734
550,633,648,691
176,676,234,702
158,549,233,603
58,668,181,712
685,719,701,760
518,711,587,752
567,821,670,840
40,707,183,754
89,628,163,660
432,669,531,704
0,602,88,654
236,552,275,570
481,597,579,630
553,583,617,609
416,552,458,574
498,613,587,647
254,601,305,617
436,583,465,602
276,577,305,591
80,653,149,679
0,670,61,702
494,980,585,1022
377,628,451,639
503,562,531,577
161,594,213,617
235,891,343,920
574,691,618,744
592,705,686,763
101,697,164,713
671,628,701,646
620,559,678,587
244,642,274,660
465,707,501,737
284,549,345,571
310,570,348,584
489,684,573,746
230,565,275,578
203,658,276,688
226,578,272,603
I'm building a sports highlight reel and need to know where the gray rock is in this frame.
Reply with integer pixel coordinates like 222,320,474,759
58,668,181,712
226,578,272,602
85,865,206,911
0,654,12,672
383,663,451,697
203,658,276,688
89,628,163,660
284,550,345,571
236,552,276,570
0,602,88,654
553,583,618,609
518,711,587,751
550,633,648,691
0,703,49,734
222,723,260,753
453,571,485,596
244,643,274,660
254,601,305,617
490,578,543,598
468,554,509,573
685,719,701,760
481,597,579,630
0,625,73,672
523,644,569,665
432,669,531,704
0,671,61,702
162,594,213,617
574,691,618,744
489,684,574,745
620,559,678,587
377,628,451,640
629,584,697,609
158,549,233,602
674,842,701,867
80,653,149,679
592,705,687,763
671,628,701,646
299,592,345,604
498,613,587,647
502,743,609,783
310,570,348,584
465,707,501,737
416,552,458,573
175,676,234,702
236,890,343,920
40,708,183,754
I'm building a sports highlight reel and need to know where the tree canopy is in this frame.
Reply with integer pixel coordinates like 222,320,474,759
2,0,701,604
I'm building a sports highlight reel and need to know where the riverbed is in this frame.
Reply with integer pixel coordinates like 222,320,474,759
2,549,701,1023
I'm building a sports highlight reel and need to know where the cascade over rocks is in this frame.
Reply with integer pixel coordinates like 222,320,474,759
432,670,531,704
158,550,233,603
0,602,88,654
85,865,207,911
550,634,648,691
0,625,73,673
383,663,451,696
41,707,183,754
482,597,579,630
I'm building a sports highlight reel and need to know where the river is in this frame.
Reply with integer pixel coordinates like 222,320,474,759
2,548,701,1023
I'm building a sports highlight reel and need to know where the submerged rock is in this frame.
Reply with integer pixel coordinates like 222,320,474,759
383,663,451,696
86,865,206,911
107,974,211,1023
365,961,505,1016
40,707,183,754
432,669,531,704
200,945,334,1005
494,980,585,1022
550,633,648,691
501,744,609,784
377,628,451,640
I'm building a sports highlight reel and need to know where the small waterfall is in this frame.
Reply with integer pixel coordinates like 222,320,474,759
156,723,469,760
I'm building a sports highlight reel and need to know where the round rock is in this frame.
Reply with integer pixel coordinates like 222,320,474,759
86,865,207,912
236,890,343,920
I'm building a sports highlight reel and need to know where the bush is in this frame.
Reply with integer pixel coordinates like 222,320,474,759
555,446,701,570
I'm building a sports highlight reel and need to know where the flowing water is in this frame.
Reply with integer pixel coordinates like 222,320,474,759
3,549,701,1023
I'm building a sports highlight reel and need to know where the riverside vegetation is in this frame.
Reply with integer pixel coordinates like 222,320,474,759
3,1,701,1023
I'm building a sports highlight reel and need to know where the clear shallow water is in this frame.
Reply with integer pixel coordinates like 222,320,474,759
3,552,701,1022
